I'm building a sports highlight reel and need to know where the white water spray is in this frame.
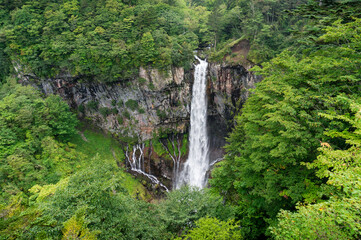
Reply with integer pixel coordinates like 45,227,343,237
126,144,169,191
177,56,209,188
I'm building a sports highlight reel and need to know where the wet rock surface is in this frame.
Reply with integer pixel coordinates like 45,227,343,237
18,61,261,190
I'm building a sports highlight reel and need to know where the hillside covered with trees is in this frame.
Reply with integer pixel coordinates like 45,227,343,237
1,0,361,239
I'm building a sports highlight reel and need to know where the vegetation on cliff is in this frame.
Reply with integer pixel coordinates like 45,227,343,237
0,0,309,82
1,0,361,239
0,82,237,239
211,2,361,239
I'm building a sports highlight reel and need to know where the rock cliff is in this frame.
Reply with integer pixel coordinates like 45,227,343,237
17,60,261,190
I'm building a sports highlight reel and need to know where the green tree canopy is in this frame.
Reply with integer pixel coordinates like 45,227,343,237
210,17,361,239
271,99,361,240
0,83,79,202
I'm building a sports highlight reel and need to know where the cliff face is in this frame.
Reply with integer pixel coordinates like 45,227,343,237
18,61,261,190
207,63,262,164
21,66,192,141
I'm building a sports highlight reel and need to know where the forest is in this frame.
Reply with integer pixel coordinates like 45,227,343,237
1,0,361,239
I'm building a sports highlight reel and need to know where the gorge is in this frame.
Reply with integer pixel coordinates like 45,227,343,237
177,56,209,189
17,45,261,191
2,1,360,239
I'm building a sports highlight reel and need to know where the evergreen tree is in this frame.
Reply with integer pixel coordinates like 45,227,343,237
211,17,361,238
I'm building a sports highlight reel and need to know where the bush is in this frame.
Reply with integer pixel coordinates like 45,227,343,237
111,108,118,114
125,99,138,111
78,104,85,113
23,164,168,239
177,217,242,240
86,101,98,111
99,107,111,117
148,82,155,90
117,116,124,125
123,110,130,119
156,109,167,119
138,78,147,85
158,186,235,235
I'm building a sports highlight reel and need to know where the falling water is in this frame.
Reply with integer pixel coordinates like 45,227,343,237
177,56,209,188
126,144,169,191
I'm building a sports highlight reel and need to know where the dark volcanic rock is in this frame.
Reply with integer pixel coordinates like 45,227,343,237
16,60,261,190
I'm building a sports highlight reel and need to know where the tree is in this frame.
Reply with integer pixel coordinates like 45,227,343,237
210,17,361,239
158,186,235,236
6,162,169,239
0,84,79,202
177,217,242,240
139,32,157,65
271,100,361,240
2,0,198,81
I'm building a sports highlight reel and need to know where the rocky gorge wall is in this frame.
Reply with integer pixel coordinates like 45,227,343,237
207,62,262,165
17,60,261,190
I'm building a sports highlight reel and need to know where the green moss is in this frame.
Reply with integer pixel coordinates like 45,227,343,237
181,134,188,155
99,107,111,117
125,99,138,111
148,82,155,90
111,108,118,114
138,77,147,85
78,104,85,113
117,100,124,107
152,139,167,157
71,129,150,199
123,110,130,119
156,109,167,120
86,100,98,111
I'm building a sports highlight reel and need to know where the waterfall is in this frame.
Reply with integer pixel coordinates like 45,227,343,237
177,56,209,188
125,144,169,191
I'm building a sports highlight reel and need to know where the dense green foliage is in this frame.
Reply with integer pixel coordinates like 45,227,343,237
0,82,79,202
22,164,167,239
0,84,235,239
177,217,242,240
159,186,235,235
1,175,235,239
271,101,361,239
205,0,308,62
211,3,361,239
0,82,234,238
1,0,361,239
0,0,310,82
0,0,199,81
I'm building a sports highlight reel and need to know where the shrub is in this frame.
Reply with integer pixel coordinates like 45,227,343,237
177,217,242,240
99,107,111,117
78,104,85,113
86,101,98,111
123,110,130,119
111,108,118,114
138,78,147,85
148,82,155,90
158,186,235,235
125,99,138,111
156,109,167,119
117,100,124,107
117,116,124,125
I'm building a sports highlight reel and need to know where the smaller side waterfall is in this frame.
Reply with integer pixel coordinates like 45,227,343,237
125,144,169,191
159,137,183,189
177,56,209,189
